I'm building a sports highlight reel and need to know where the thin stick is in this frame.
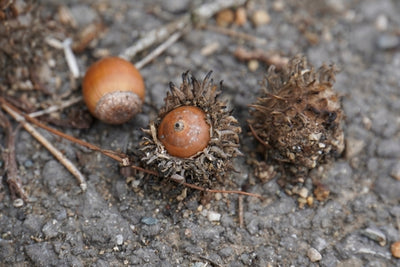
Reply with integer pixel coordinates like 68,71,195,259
120,0,246,61
28,96,83,118
234,47,289,69
248,123,271,148
45,37,80,78
1,98,264,199
119,16,190,61
1,101,88,191
238,195,244,228
0,110,29,202
135,31,183,69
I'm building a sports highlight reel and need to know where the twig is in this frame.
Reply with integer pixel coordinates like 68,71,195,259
63,38,80,78
1,98,265,200
45,37,80,78
28,96,83,118
238,195,244,228
234,47,289,69
1,99,87,191
202,24,267,44
135,31,184,69
248,123,271,148
0,110,29,202
120,0,246,61
119,16,189,61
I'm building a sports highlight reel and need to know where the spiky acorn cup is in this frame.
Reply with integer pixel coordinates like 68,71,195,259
140,71,242,187
249,55,344,179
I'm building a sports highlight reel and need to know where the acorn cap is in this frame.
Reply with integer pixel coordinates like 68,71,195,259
249,55,344,176
140,71,242,186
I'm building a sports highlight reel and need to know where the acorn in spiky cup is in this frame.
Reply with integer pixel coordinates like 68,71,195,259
249,55,344,179
140,71,242,186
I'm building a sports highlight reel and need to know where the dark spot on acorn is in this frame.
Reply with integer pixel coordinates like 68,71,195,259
249,55,345,180
140,71,242,186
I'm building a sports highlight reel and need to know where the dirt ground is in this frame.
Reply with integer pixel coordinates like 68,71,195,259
1,0,400,266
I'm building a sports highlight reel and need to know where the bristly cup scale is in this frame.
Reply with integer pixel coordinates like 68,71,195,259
249,55,345,181
140,71,242,187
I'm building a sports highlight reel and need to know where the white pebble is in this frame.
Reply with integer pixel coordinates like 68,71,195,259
207,211,221,222
375,14,388,31
307,247,322,262
13,198,24,208
116,234,124,245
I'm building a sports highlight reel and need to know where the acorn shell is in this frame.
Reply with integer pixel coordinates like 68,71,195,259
249,55,344,176
82,57,145,124
140,71,241,186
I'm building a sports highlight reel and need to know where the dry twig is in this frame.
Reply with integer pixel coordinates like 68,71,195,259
238,195,244,228
1,98,264,200
1,99,87,191
234,47,289,69
0,109,29,202
135,31,184,69
28,96,83,118
120,0,247,61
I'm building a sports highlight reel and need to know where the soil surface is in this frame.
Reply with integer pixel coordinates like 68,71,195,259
1,0,400,266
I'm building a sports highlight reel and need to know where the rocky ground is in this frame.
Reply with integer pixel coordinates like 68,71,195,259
1,0,400,266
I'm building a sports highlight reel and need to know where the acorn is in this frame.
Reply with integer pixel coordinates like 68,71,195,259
82,57,145,124
140,71,242,186
249,55,344,177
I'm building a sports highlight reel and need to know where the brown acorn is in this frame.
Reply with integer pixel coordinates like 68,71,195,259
249,55,344,177
140,71,242,186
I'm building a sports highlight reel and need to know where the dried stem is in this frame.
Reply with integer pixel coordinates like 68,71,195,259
1,98,87,191
135,31,184,70
120,0,246,61
28,96,83,118
238,195,244,228
1,98,264,200
0,109,29,202
234,47,289,69
248,123,271,148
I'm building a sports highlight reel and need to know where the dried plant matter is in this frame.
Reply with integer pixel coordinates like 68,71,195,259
140,71,242,186
249,55,344,177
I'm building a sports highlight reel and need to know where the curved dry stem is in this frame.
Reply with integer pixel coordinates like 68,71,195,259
0,97,264,200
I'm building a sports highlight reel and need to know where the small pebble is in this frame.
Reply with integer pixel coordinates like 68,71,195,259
214,192,222,201
201,42,220,56
116,234,123,245
13,198,24,208
248,59,259,71
390,162,400,181
251,10,270,27
24,159,34,167
307,247,322,262
272,0,285,12
216,9,235,27
298,187,309,199
207,211,221,222
377,34,400,50
235,7,247,26
361,227,386,246
375,14,388,31
141,217,158,225
191,262,207,267
391,241,400,258
345,138,365,159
